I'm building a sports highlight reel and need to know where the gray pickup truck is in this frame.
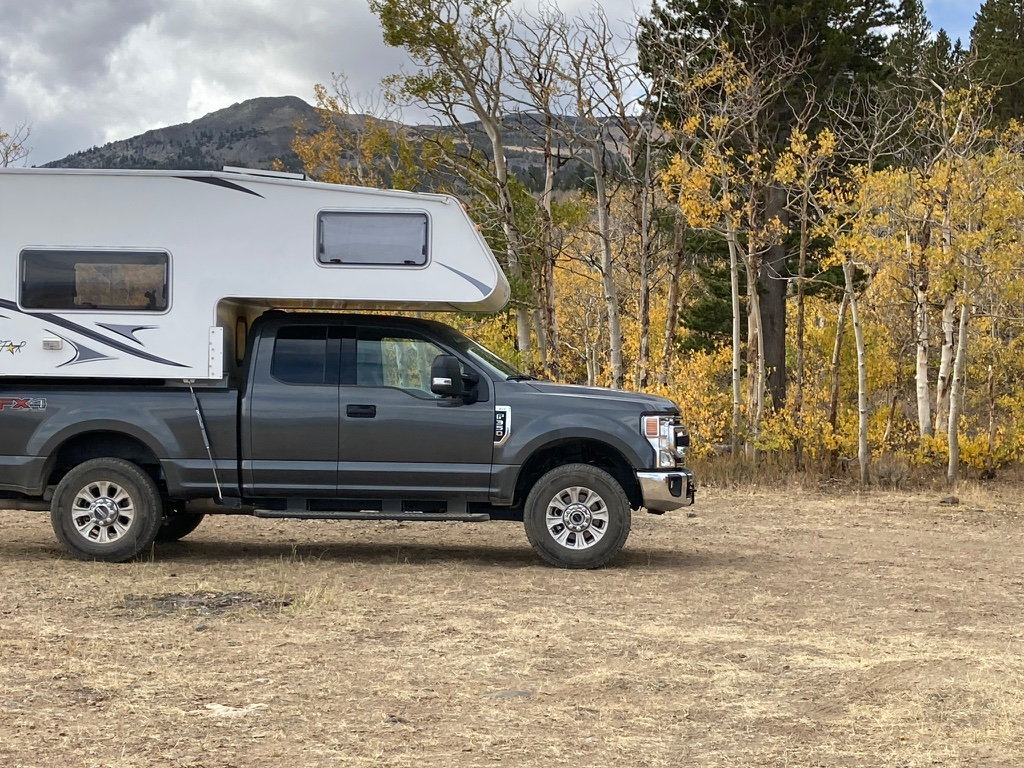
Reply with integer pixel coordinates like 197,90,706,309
0,312,695,568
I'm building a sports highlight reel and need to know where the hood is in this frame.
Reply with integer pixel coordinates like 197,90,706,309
523,381,678,412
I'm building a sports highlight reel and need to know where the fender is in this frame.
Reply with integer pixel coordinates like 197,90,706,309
35,418,179,463
494,409,652,470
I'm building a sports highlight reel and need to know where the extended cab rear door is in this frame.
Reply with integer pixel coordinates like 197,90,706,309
243,322,342,496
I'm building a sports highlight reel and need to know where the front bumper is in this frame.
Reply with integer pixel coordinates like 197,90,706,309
637,469,696,512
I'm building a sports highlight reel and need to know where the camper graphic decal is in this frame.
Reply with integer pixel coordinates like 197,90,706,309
53,334,115,368
436,263,492,297
0,299,186,368
97,323,158,345
1,339,26,355
178,176,264,198
0,397,46,411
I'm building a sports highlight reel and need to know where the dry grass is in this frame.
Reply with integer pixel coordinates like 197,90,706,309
1,488,1022,767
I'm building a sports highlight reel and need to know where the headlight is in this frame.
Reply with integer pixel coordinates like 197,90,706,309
641,415,688,468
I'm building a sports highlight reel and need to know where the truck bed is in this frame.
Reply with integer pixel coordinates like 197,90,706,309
0,382,238,498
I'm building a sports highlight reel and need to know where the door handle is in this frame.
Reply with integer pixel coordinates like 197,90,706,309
346,404,376,418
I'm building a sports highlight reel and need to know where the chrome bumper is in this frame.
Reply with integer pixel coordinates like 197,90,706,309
637,469,696,513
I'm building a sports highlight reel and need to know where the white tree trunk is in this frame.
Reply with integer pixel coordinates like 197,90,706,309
946,302,970,487
479,116,533,359
658,220,685,388
914,284,932,439
828,292,850,435
744,240,765,456
727,225,743,455
935,293,956,428
845,261,870,485
592,163,623,389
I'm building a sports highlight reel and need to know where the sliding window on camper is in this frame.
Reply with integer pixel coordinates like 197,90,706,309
318,211,429,266
20,250,169,312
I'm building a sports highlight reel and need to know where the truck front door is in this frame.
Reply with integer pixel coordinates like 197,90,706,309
336,327,494,498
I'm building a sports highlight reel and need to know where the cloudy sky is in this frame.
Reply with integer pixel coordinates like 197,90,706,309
1,0,982,166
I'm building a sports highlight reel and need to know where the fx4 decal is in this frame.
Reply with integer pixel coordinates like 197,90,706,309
0,397,47,411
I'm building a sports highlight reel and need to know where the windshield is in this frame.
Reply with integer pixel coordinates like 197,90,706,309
444,329,525,379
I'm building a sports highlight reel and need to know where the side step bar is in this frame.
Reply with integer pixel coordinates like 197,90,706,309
253,510,491,522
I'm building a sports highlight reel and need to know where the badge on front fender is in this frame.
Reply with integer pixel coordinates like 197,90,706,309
494,406,511,446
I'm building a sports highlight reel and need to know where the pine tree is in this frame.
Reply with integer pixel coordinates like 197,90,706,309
971,0,1024,120
639,0,897,408
887,0,932,83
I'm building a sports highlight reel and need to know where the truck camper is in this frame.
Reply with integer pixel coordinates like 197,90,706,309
0,167,508,380
0,167,694,569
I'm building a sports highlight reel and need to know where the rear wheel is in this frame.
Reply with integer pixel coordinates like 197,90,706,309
523,463,631,569
50,458,163,562
156,512,205,542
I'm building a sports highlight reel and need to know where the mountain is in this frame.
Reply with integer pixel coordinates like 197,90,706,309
44,95,598,190
45,96,320,172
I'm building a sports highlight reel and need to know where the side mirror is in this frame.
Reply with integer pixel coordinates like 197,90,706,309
430,354,464,398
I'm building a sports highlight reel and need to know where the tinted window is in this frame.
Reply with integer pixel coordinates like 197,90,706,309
318,212,428,266
21,250,169,311
272,326,329,385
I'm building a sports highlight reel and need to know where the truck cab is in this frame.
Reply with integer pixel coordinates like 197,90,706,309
238,312,694,568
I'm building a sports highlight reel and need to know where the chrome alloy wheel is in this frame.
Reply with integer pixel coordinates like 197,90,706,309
71,481,136,544
545,486,610,550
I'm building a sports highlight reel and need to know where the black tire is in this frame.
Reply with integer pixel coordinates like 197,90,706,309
156,512,205,542
50,458,163,562
523,463,631,569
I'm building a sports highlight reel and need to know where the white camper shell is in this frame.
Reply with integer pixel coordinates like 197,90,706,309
0,168,509,380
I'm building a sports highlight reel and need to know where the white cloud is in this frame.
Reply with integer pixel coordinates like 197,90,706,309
0,0,415,164
0,0,676,165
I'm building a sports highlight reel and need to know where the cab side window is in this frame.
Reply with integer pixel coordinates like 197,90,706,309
355,331,447,399
271,326,340,385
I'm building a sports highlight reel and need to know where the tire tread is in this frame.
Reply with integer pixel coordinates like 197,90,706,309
50,457,163,562
523,463,631,569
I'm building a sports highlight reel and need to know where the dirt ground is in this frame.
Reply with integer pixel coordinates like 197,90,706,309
0,488,1022,767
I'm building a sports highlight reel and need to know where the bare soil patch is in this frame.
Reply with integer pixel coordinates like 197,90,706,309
1,488,1022,767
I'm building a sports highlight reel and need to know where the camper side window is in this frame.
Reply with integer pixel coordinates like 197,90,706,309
20,250,169,312
318,212,428,266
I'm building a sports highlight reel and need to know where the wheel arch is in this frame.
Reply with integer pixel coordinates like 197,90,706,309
513,437,642,510
43,430,164,491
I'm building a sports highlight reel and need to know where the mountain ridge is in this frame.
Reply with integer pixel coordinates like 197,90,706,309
44,95,599,191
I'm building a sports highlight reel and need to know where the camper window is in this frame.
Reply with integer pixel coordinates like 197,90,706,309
20,250,169,312
318,211,428,266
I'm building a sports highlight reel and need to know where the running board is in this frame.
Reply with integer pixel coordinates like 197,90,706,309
253,510,490,522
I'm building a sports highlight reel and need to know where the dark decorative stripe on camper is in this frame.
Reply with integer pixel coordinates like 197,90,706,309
97,323,157,345
435,263,492,297
0,300,188,368
53,334,115,368
177,176,264,198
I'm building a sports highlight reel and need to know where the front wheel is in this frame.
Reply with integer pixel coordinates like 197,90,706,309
523,463,631,569
50,458,163,562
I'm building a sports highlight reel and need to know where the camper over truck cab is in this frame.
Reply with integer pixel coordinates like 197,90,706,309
0,167,509,380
